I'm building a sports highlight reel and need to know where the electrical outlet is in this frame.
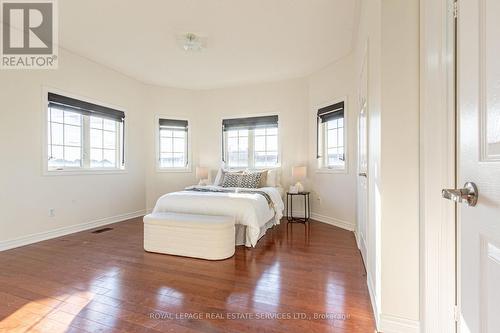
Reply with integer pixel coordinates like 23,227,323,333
49,208,55,217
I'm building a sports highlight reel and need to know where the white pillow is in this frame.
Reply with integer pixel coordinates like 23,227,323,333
266,169,279,187
214,168,224,186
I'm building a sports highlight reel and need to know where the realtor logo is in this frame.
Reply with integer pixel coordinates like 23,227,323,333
1,0,58,69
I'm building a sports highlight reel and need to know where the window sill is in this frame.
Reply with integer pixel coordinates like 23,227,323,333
224,165,282,171
44,168,127,176
253,165,281,170
315,167,348,174
156,167,192,173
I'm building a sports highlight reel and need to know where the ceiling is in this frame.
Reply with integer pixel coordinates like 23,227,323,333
59,0,359,89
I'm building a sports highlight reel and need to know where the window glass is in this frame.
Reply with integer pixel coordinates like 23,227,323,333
325,117,345,169
226,129,249,168
90,116,119,168
223,125,279,169
48,108,82,169
254,127,278,167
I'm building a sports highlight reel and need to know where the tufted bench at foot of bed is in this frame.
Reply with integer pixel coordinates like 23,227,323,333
143,213,235,260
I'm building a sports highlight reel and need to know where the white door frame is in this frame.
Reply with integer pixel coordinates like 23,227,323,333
420,0,457,332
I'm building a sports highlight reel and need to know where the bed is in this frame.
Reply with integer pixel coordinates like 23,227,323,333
151,185,285,247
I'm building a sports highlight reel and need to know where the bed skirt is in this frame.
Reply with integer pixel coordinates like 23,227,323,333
235,219,275,247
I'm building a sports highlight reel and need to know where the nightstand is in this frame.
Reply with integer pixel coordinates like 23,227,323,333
286,191,311,223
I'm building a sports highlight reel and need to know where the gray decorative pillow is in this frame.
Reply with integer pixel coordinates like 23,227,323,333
240,172,262,188
222,172,241,187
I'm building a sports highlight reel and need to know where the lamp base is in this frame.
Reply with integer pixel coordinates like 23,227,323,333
295,182,304,193
198,179,209,186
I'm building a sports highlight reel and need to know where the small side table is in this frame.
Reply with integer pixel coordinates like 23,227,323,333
286,192,311,223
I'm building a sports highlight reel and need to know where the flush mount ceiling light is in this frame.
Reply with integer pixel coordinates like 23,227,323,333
177,33,207,52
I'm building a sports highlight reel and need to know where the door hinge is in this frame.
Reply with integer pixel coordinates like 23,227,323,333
454,305,460,322
453,1,459,19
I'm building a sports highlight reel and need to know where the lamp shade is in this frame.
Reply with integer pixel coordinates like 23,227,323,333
292,166,307,180
196,167,209,180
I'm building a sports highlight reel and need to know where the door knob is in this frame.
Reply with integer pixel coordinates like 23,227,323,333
358,173,367,177
442,182,478,207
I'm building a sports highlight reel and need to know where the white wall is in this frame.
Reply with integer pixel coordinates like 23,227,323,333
379,0,420,326
143,85,199,211
353,0,383,325
307,56,358,229
352,0,421,331
0,49,149,247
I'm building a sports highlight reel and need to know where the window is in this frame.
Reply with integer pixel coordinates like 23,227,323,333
317,101,346,170
158,118,189,170
46,92,125,172
222,115,279,169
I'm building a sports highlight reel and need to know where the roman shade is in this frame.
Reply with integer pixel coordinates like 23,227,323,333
159,118,188,130
222,115,278,131
316,101,345,158
317,101,344,123
48,93,125,122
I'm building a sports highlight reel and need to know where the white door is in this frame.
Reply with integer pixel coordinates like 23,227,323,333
454,0,500,331
357,51,368,264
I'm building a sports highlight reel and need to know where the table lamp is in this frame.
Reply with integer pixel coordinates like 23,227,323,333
196,166,209,186
292,166,307,192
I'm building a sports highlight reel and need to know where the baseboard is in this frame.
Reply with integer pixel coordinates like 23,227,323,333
354,230,368,265
354,229,361,248
311,212,355,231
289,211,355,231
367,274,381,330
0,209,147,252
379,314,420,333
368,277,420,333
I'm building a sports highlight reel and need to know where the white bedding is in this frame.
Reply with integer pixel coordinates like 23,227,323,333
152,185,284,247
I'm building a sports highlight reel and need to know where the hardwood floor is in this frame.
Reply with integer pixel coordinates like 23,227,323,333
0,218,376,333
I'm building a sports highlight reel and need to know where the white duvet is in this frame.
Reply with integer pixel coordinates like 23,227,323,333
152,185,284,247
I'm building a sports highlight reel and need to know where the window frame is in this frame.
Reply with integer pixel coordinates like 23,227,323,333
42,87,127,176
155,115,192,173
221,113,281,170
315,97,348,174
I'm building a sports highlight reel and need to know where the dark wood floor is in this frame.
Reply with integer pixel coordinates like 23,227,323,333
0,218,375,333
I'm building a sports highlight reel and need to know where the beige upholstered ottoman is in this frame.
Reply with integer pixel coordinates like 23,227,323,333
143,213,235,260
